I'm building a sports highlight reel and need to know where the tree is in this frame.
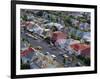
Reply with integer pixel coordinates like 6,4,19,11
21,15,27,21
71,33,76,39
52,26,58,32
64,16,72,26
77,55,90,66
76,36,81,40
84,57,90,66
21,61,31,69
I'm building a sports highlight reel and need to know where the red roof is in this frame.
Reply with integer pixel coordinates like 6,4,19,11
81,47,90,56
21,47,35,57
70,43,90,56
52,31,66,41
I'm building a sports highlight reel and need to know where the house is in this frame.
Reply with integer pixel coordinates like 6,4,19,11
65,39,80,52
44,22,64,30
70,43,90,57
84,22,90,30
52,31,67,48
79,22,90,30
33,23,44,35
26,22,34,32
68,12,83,18
52,31,66,42
71,19,80,27
76,30,83,38
21,47,36,66
66,39,80,45
21,38,30,51
21,47,41,69
21,21,35,33
82,32,90,43
27,14,34,21
24,21,44,35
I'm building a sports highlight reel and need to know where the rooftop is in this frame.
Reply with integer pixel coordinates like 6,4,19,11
21,47,35,57
70,43,90,52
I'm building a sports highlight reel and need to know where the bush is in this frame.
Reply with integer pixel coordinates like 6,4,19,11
64,16,72,25
76,36,81,40
21,15,27,21
21,63,31,69
71,33,76,39
84,57,90,66
77,55,90,66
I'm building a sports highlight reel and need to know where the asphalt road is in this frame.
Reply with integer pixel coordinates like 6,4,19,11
21,32,65,65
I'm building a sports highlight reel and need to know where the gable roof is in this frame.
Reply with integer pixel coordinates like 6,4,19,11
21,47,35,57
52,31,66,41
70,43,90,56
